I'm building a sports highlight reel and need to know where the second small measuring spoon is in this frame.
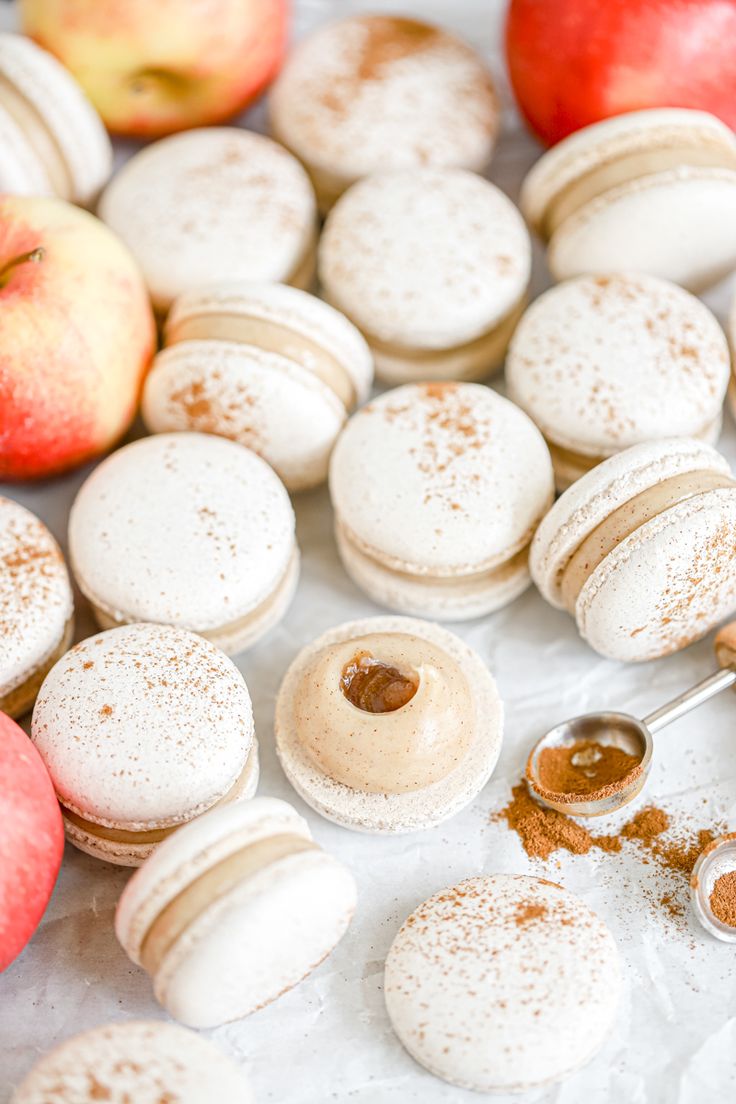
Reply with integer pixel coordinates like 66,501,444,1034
525,622,736,817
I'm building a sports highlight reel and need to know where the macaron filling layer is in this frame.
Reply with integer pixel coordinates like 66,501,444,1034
559,469,736,612
139,833,317,977
0,615,73,719
0,71,71,196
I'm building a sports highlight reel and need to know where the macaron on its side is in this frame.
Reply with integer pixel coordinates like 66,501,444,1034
728,294,736,421
116,798,357,1027
275,617,503,833
10,1021,254,1103
384,875,621,1092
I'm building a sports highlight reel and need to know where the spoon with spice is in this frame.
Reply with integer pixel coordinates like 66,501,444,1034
526,622,736,817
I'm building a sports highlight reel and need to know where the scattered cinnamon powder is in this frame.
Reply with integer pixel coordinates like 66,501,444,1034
709,871,736,928
499,783,621,860
512,900,547,926
533,739,643,803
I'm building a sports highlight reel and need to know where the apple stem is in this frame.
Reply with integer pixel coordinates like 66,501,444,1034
0,247,45,286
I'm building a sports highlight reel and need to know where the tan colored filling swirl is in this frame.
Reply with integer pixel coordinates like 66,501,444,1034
140,833,316,976
0,72,72,197
560,470,736,613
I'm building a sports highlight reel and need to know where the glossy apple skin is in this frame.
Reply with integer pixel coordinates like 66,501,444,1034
20,0,289,139
0,196,155,480
506,0,736,146
0,711,64,972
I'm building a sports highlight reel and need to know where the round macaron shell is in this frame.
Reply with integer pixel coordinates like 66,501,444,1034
0,99,54,195
98,129,317,312
384,874,621,1092
68,433,296,638
11,1020,254,1103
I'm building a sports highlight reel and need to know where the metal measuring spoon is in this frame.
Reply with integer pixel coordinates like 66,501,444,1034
525,622,736,817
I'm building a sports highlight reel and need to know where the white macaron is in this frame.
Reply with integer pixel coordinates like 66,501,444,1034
143,281,374,492
270,13,499,212
521,108,736,292
728,291,736,420
98,128,317,313
319,169,530,384
507,272,730,489
31,623,258,866
384,874,621,1093
0,497,73,719
115,796,356,1028
275,616,503,833
329,382,554,619
11,1020,253,1103
0,32,111,206
68,433,298,654
531,438,736,661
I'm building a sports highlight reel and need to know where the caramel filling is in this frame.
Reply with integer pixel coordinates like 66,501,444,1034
140,833,316,976
340,652,419,713
0,72,72,197
560,470,736,612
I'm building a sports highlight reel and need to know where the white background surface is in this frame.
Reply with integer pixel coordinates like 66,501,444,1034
2,1,736,1101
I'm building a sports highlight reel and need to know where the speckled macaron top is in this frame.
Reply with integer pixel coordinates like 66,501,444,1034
11,1020,253,1103
319,169,530,349
384,874,621,1093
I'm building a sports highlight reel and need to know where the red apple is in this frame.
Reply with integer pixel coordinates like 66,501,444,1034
0,711,63,971
506,0,736,146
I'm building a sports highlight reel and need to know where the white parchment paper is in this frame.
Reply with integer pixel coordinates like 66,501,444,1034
1,1,736,1100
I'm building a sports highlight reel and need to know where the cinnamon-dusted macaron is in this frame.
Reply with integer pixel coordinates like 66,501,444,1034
98,128,317,313
270,14,499,212
115,797,356,1027
0,497,73,719
728,291,736,420
531,438,736,661
143,281,373,491
0,32,111,206
521,108,736,292
275,616,503,833
384,874,621,1092
319,169,530,384
31,623,258,867
11,1021,254,1103
68,433,298,654
329,383,554,619
507,273,730,490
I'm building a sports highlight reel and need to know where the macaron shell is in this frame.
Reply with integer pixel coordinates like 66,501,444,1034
548,167,736,292
384,874,621,1093
0,101,54,195
143,341,347,492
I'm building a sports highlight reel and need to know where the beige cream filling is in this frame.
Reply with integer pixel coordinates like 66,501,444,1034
543,144,736,237
0,615,73,720
560,470,736,613
168,312,356,409
139,833,316,976
0,72,71,197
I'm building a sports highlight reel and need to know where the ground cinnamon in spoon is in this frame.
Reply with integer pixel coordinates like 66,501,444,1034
532,739,643,802
709,871,736,927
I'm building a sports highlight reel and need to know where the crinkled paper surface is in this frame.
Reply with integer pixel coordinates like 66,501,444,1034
1,1,736,1100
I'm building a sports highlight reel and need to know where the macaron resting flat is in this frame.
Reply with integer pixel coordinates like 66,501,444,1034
531,438,736,661
11,1021,253,1103
270,14,499,212
31,623,258,866
115,797,356,1028
275,616,503,833
329,383,554,619
507,272,730,489
68,433,298,654
319,169,530,384
521,108,736,292
98,128,317,313
384,874,621,1093
0,32,111,205
0,497,73,718
143,281,374,491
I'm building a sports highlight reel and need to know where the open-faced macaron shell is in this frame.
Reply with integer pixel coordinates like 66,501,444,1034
115,797,357,1028
98,129,317,313
11,1021,253,1103
31,623,257,865
506,273,729,474
68,433,297,652
0,33,112,205
275,616,503,833
384,874,621,1092
0,497,73,719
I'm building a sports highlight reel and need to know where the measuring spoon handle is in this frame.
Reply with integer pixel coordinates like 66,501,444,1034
643,666,736,734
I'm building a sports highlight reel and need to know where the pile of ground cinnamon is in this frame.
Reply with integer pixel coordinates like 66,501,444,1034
710,871,736,928
532,739,643,803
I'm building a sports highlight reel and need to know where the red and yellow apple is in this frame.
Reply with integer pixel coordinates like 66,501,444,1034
19,0,290,139
506,0,736,146
0,195,155,480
